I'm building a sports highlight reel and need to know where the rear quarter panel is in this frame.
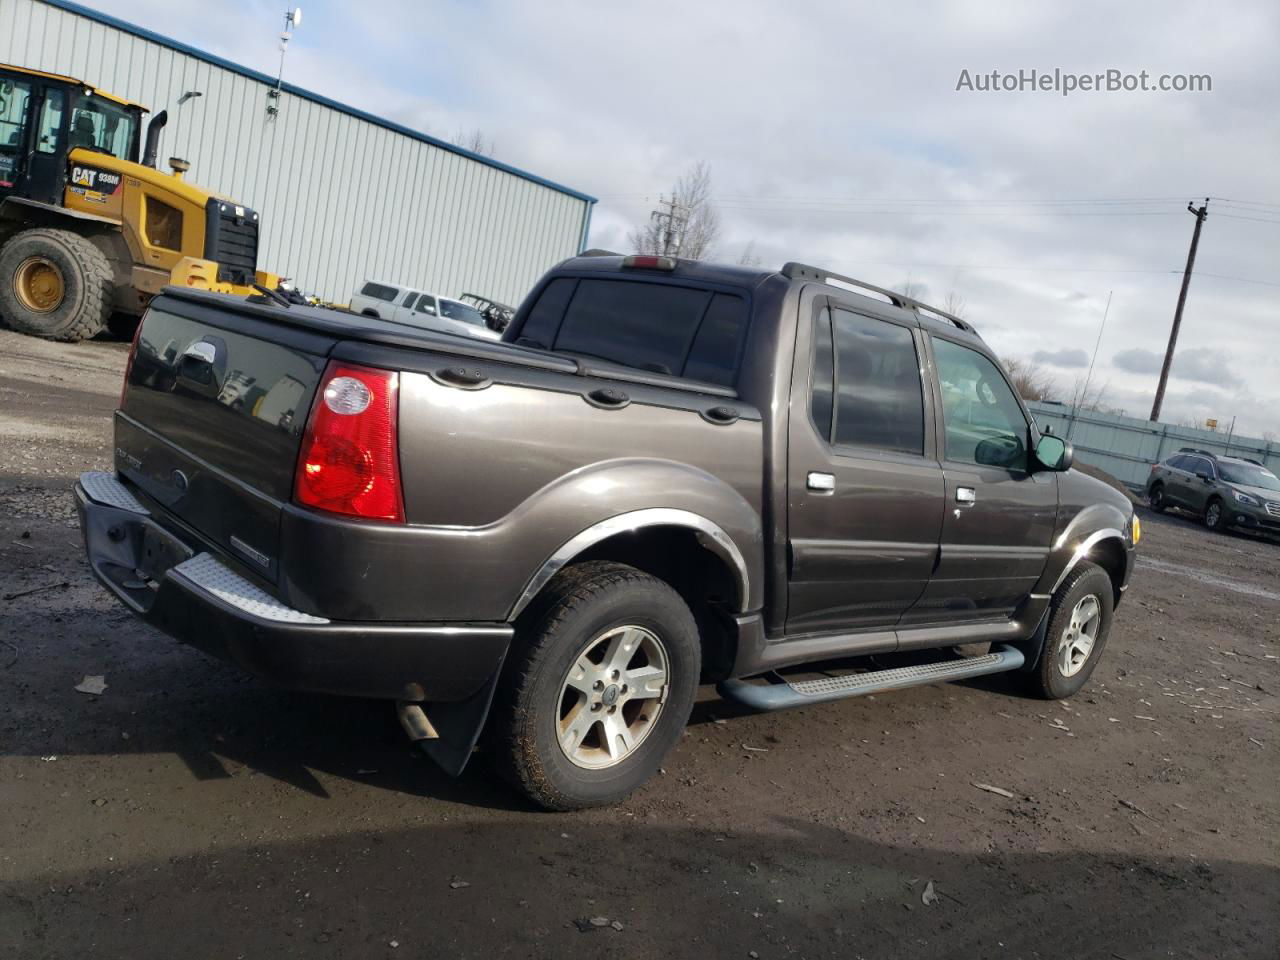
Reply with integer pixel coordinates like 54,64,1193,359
276,356,766,623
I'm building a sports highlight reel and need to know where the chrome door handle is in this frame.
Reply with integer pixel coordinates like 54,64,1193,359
956,487,976,505
807,472,835,492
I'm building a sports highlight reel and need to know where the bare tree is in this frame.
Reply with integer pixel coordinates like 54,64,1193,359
943,291,966,318
736,240,762,267
629,161,720,260
897,279,925,300
1001,356,1057,403
1263,430,1278,444
1067,375,1111,413
453,127,494,157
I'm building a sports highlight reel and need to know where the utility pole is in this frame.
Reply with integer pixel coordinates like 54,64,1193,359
649,195,688,256
1149,198,1209,422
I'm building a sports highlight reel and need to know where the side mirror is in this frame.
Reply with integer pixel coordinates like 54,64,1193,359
975,436,1024,468
1035,434,1073,471
1195,469,1212,482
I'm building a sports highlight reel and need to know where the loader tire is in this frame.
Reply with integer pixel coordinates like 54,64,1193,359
0,228,113,341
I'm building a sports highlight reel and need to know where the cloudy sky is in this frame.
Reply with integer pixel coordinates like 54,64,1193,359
100,0,1280,437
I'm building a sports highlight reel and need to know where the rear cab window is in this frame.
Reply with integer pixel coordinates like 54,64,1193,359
513,276,749,388
361,282,399,302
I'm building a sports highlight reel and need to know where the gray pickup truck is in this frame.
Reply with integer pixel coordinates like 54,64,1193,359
76,254,1138,809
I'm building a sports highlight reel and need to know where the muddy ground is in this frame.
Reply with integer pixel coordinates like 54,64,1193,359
1,329,1277,960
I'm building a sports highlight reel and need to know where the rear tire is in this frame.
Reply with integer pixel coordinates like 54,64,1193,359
0,228,113,341
1025,560,1114,700
489,561,700,811
1148,483,1166,513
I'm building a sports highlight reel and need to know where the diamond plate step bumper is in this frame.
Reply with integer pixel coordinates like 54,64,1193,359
717,645,1025,711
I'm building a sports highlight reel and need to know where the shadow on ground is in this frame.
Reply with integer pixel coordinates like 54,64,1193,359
2,812,1274,959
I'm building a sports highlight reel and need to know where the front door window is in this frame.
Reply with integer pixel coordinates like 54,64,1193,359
932,337,1029,470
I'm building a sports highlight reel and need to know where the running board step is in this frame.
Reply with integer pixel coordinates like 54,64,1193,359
716,644,1025,712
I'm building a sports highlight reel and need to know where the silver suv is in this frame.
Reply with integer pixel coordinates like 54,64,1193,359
1147,448,1280,535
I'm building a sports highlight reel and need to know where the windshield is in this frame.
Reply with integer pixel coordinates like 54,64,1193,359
70,93,139,161
1220,462,1280,491
439,300,486,326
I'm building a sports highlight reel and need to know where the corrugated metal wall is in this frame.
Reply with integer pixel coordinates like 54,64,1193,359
1027,401,1280,490
0,0,593,305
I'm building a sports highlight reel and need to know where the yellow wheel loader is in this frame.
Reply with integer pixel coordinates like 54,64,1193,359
0,63,280,341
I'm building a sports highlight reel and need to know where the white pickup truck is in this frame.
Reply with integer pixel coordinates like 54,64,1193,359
348,280,501,341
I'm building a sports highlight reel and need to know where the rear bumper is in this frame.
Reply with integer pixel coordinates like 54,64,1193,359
75,473,512,702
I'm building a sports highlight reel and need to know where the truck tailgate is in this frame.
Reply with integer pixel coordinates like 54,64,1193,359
116,298,336,582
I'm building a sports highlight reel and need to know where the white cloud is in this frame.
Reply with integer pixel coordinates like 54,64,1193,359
94,0,1280,437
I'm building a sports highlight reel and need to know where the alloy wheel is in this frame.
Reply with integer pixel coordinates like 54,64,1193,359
1057,594,1101,678
556,625,669,769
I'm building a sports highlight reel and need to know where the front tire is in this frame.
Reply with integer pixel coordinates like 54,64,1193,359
1026,560,1114,700
0,228,113,341
490,561,700,811
1204,497,1225,532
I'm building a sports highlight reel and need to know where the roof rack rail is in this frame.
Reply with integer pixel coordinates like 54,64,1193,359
781,262,973,332
1177,447,1218,457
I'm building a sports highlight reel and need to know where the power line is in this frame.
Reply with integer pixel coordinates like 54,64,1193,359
1210,196,1280,210
1215,212,1280,225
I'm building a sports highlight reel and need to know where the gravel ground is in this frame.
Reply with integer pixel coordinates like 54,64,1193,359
1,330,1277,960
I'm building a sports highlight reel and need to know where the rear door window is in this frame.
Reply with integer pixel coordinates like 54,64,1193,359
402,292,418,308
829,308,925,455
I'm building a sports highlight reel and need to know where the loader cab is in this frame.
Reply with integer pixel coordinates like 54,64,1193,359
0,65,142,207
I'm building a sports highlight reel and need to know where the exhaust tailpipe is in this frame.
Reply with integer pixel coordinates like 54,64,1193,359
142,110,169,168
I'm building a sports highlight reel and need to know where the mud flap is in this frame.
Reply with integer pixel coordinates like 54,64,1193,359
1013,607,1051,673
417,651,507,777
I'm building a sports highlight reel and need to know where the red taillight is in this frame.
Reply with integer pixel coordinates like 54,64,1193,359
294,362,404,522
120,317,143,408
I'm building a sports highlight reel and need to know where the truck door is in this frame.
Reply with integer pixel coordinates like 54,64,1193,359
25,87,68,204
394,291,420,325
0,74,35,200
906,335,1057,625
786,294,945,633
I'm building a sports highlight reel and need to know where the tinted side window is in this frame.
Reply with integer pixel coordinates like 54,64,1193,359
681,293,749,387
831,309,924,455
1165,455,1188,470
932,338,1029,469
402,292,417,307
810,307,835,438
361,282,398,302
416,295,437,314
555,279,711,376
518,277,577,348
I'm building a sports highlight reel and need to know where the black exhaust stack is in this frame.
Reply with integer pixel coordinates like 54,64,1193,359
142,110,169,168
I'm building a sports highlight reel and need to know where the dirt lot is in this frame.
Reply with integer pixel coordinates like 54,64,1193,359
1,329,1277,960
